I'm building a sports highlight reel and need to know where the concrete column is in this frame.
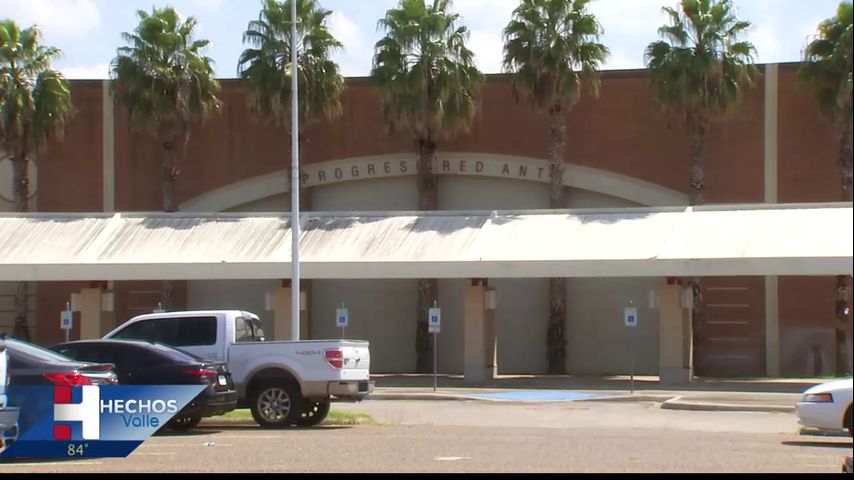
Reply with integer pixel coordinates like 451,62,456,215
765,277,780,376
659,284,693,385
80,288,103,340
485,287,497,378
271,287,293,341
464,283,496,382
102,79,115,213
270,286,308,340
763,64,781,378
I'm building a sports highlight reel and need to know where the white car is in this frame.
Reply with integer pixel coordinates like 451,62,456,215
0,337,21,454
796,378,853,437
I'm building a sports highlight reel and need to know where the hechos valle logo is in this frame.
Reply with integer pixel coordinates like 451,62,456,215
54,386,100,440
53,386,181,441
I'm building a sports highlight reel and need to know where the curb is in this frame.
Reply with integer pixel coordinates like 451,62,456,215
660,396,794,413
370,392,674,404
370,393,794,413
369,393,467,402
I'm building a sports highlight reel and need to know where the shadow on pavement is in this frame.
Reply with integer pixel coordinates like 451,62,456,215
153,429,216,437
195,424,353,432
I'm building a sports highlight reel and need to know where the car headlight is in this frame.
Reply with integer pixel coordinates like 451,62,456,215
802,393,834,403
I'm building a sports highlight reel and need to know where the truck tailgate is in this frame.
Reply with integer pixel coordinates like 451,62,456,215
338,342,370,380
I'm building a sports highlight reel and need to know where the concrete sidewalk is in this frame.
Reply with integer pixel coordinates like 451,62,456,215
365,374,829,413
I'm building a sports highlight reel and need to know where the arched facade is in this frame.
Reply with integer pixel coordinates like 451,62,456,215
179,156,685,374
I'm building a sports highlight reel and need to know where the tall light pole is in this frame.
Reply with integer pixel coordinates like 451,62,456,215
290,0,301,341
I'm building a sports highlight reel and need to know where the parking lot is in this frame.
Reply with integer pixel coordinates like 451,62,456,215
1,400,849,473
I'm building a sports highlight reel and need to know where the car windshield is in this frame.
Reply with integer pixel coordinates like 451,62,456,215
7,338,78,363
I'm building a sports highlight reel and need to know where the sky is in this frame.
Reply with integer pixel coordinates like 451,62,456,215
0,0,844,79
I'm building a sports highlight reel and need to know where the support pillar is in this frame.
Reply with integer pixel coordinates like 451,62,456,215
464,280,497,382
271,287,293,341
270,286,307,341
765,276,780,377
80,288,103,340
659,283,694,385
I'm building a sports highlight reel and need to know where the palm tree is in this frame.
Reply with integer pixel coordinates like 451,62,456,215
0,21,73,340
372,0,483,373
644,0,757,206
238,0,345,138
111,7,222,309
503,0,608,374
644,0,757,375
799,1,853,375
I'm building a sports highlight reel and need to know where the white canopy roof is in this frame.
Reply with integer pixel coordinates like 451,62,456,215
0,203,851,281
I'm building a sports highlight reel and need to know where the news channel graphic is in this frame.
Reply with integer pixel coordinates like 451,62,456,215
0,385,205,459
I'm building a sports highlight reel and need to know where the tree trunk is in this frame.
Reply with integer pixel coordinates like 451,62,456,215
12,149,32,340
689,123,706,207
158,128,188,310
547,106,568,374
839,114,853,203
689,121,707,375
834,115,853,375
415,138,438,373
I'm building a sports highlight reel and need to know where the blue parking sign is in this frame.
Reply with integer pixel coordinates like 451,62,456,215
336,308,348,328
428,308,441,333
624,307,638,328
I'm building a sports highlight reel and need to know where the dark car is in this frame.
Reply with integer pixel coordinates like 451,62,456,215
3,336,118,434
51,340,237,430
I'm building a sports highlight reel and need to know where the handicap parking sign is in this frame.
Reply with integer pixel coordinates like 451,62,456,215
624,307,638,328
428,308,441,333
336,308,349,328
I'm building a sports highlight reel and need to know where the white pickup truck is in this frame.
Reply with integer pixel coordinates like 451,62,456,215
103,310,373,428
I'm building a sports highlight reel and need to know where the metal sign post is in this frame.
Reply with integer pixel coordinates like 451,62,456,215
428,302,441,392
624,302,638,394
336,304,349,339
61,302,73,343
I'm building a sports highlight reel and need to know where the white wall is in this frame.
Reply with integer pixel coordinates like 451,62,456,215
183,171,663,375
439,176,551,373
565,277,661,375
0,155,37,336
312,177,420,372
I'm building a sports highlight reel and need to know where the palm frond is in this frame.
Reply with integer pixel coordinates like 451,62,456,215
372,0,484,140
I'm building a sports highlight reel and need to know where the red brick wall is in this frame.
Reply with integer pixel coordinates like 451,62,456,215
30,66,845,377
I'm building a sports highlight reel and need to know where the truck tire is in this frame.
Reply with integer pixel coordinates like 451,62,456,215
168,415,202,431
250,381,304,429
294,400,331,427
846,405,852,438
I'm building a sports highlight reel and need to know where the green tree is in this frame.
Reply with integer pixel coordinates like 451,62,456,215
503,0,609,374
0,21,73,340
644,0,757,375
644,0,757,206
372,0,483,373
238,0,345,137
111,7,221,309
799,1,853,375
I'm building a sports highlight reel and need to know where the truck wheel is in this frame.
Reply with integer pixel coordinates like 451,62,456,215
250,381,304,429
294,400,331,427
168,416,202,431
846,405,852,438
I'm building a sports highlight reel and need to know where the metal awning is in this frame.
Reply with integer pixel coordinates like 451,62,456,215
0,203,851,281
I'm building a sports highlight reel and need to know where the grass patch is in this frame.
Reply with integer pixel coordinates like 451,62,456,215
326,410,376,426
211,409,376,426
